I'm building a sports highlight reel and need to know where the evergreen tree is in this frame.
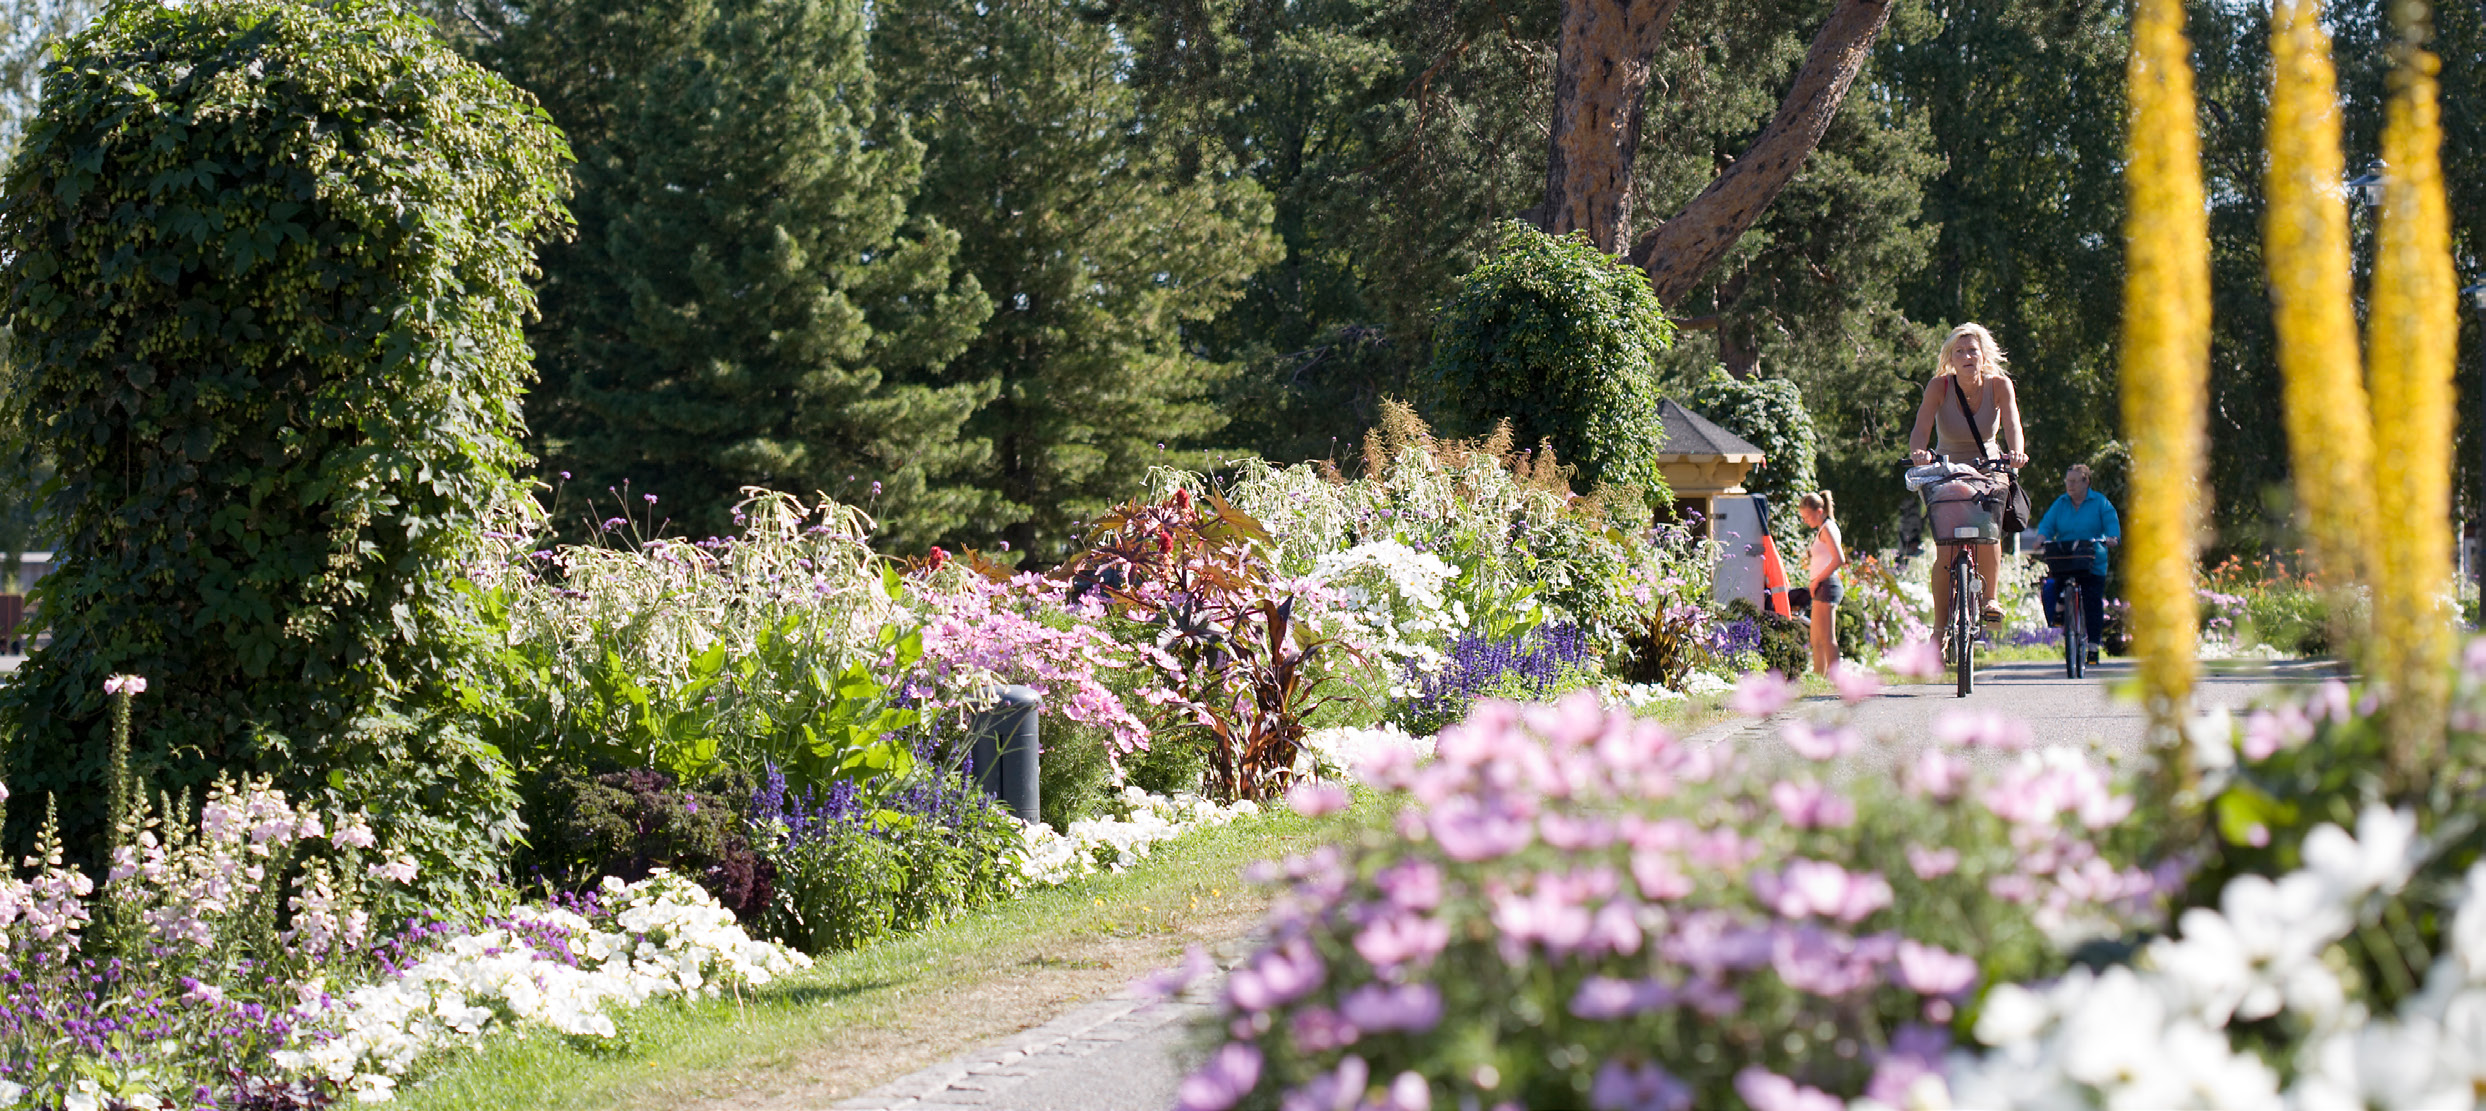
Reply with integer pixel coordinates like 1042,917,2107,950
479,0,995,546
874,0,1280,562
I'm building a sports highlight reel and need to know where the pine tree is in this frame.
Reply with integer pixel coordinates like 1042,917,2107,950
874,0,1280,562
479,0,996,546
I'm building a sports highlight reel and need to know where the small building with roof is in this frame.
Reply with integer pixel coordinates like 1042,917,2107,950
1656,399,1766,530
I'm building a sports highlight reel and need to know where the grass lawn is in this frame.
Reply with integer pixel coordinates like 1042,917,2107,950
393,810,1329,1111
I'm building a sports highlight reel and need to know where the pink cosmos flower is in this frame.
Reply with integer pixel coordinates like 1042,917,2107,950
1893,939,1978,995
1227,939,1324,1013
1373,859,1442,912
1728,671,1797,718
2242,705,2315,760
1282,1055,1369,1111
1631,850,1693,900
1590,1060,1692,1111
1903,749,1969,800
1337,982,1443,1033
1769,781,1856,829
1353,910,1450,970
1866,1025,1952,1108
1137,944,1217,1001
1569,976,1678,1021
1886,634,1944,681
1906,844,1960,879
1176,1042,1264,1111
1734,1068,1843,1111
1287,1007,1359,1054
1755,860,1890,922
1288,783,1350,818
1779,719,1859,761
1427,795,1535,862
1829,662,1883,704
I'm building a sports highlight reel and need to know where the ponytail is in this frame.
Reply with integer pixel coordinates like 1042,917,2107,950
1802,489,1835,520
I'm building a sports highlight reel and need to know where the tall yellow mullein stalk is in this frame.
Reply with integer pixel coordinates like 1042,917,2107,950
2365,7,2460,780
2264,0,2376,606
2120,0,2212,767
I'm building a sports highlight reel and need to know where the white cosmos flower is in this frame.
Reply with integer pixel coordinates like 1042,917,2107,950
2150,872,2349,1024
2301,805,2420,902
2290,1018,2475,1111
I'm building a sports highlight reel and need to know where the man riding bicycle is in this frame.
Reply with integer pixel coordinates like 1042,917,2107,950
2034,464,2120,665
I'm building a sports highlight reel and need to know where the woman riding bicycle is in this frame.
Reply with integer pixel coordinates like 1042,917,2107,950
1905,323,2028,637
2036,463,2119,665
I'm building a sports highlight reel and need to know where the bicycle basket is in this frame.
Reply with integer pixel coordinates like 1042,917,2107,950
2040,540,2097,576
1923,477,2002,543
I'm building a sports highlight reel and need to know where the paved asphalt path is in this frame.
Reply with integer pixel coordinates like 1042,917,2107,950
818,658,2345,1111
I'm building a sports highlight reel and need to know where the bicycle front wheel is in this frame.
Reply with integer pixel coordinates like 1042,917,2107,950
2065,581,2085,679
1954,557,1975,697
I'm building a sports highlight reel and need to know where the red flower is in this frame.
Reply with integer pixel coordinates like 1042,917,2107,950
1157,529,1174,554
1174,487,1193,511
927,545,950,570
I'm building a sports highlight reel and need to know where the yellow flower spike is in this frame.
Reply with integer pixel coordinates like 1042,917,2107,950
2365,10,2460,780
2120,0,2213,762
2264,0,2376,606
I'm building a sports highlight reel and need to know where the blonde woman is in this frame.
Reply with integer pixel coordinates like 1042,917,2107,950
1798,490,1845,675
1906,323,2028,637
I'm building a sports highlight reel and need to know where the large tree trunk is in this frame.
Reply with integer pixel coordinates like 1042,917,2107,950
1539,0,1687,253
1539,0,1894,308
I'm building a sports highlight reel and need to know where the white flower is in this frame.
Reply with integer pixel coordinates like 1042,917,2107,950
2149,872,2349,1025
2300,804,2420,903
2290,1018,2475,1111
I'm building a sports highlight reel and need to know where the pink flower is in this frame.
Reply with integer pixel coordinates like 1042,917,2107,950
1287,1007,1360,1054
1829,662,1883,704
1631,850,1693,900
1904,749,1968,800
2242,705,2315,760
1591,1060,1692,1111
370,855,419,885
1354,910,1449,970
1755,860,1890,922
1284,1055,1369,1109
1569,976,1678,1021
1176,1043,1263,1111
1427,795,1535,862
1769,781,1855,829
1228,939,1324,1013
1934,709,2032,749
102,674,147,696
1770,925,1893,996
1137,945,1217,1001
1337,982,1443,1033
1906,845,1960,879
1867,1025,1952,1108
1728,671,1797,718
1734,1069,1843,1111
1779,719,1859,761
1288,783,1350,818
1885,635,1944,681
1374,859,1442,912
1893,939,1978,995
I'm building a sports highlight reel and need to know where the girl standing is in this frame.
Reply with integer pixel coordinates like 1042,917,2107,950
1798,490,1846,675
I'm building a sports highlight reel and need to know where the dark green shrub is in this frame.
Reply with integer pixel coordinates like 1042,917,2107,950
524,766,772,921
1039,716,1119,831
1691,368,1821,556
1124,730,1210,799
759,794,1020,954
0,0,569,875
1427,222,1672,501
1721,599,1809,678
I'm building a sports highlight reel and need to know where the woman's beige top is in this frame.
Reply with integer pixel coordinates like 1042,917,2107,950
1809,522,1843,584
1933,374,2003,459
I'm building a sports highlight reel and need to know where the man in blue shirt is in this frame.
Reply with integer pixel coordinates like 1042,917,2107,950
2035,463,2120,663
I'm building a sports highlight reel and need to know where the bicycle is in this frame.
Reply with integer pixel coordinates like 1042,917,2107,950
2039,540,2100,679
1907,456,2015,697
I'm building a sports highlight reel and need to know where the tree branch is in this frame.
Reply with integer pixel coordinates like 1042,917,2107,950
1626,0,1895,307
1539,0,1688,253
